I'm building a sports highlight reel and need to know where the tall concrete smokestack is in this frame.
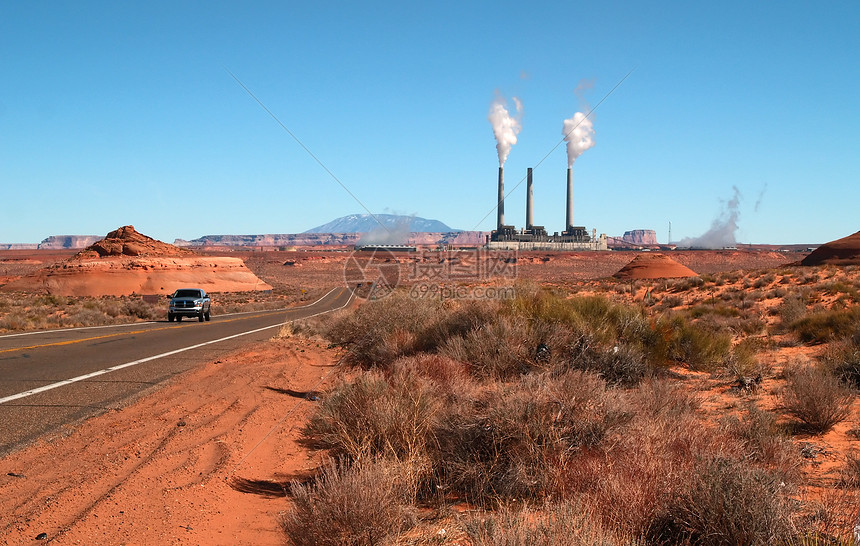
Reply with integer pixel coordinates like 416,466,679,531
565,167,573,231
497,167,505,230
526,168,533,229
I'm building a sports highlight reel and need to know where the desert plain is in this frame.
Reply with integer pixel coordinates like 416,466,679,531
1,231,860,544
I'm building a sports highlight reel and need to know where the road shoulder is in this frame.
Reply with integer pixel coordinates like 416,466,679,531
0,335,342,545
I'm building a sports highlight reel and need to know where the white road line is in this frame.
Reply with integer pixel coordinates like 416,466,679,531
0,288,341,340
0,289,352,405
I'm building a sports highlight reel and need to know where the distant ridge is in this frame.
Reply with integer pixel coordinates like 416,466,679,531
304,214,458,234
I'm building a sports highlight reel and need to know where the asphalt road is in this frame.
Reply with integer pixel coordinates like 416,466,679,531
0,287,352,456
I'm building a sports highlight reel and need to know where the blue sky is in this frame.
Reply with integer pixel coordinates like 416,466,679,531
2,1,858,244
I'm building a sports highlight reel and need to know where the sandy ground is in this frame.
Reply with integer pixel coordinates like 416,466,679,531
0,335,341,545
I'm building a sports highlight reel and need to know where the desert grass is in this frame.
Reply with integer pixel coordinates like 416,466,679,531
461,500,641,546
791,306,860,344
0,292,161,331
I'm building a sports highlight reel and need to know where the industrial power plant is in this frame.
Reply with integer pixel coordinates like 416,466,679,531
485,94,607,251
486,166,608,251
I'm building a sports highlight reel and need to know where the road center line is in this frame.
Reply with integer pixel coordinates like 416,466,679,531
0,289,352,405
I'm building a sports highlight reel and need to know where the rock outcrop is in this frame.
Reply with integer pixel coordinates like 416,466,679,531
2,226,271,296
38,235,102,250
76,226,192,258
622,229,658,246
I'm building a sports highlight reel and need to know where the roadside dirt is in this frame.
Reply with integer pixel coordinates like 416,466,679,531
0,335,341,545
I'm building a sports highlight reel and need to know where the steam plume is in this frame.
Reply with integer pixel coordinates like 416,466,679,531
754,183,768,212
358,215,412,246
562,112,595,167
677,186,742,249
488,94,522,166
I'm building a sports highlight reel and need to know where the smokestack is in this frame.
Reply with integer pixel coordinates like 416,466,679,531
497,167,505,230
526,168,533,229
566,167,573,232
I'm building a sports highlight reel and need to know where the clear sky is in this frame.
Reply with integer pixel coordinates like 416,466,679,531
2,1,858,244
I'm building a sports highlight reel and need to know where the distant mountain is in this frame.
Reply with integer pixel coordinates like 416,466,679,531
304,214,459,234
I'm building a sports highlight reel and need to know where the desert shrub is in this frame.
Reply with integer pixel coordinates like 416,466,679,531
123,299,159,320
564,392,718,538
780,365,853,433
766,287,788,299
101,300,125,318
435,370,627,503
725,338,768,378
0,310,29,331
791,306,860,343
507,291,657,351
841,453,860,488
439,314,535,378
720,271,742,283
691,307,766,337
656,295,684,310
720,287,745,303
721,404,800,482
666,316,733,371
388,353,471,396
822,280,859,299
820,334,860,389
779,293,809,328
325,292,442,367
462,500,638,546
753,273,776,289
671,277,704,293
801,272,820,285
281,459,414,546
648,456,795,545
566,335,650,387
64,307,113,327
629,378,700,419
301,367,442,463
689,304,741,319
34,294,68,306
415,299,498,352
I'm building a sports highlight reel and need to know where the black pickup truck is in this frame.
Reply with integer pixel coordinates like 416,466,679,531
167,288,211,322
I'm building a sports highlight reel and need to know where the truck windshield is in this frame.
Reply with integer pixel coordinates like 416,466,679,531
174,290,202,298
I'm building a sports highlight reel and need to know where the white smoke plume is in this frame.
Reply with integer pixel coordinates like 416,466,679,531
754,183,768,212
488,94,522,166
677,186,742,249
358,215,412,246
562,112,595,167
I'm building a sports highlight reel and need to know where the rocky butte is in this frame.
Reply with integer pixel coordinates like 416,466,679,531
622,229,658,245
1,226,272,297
